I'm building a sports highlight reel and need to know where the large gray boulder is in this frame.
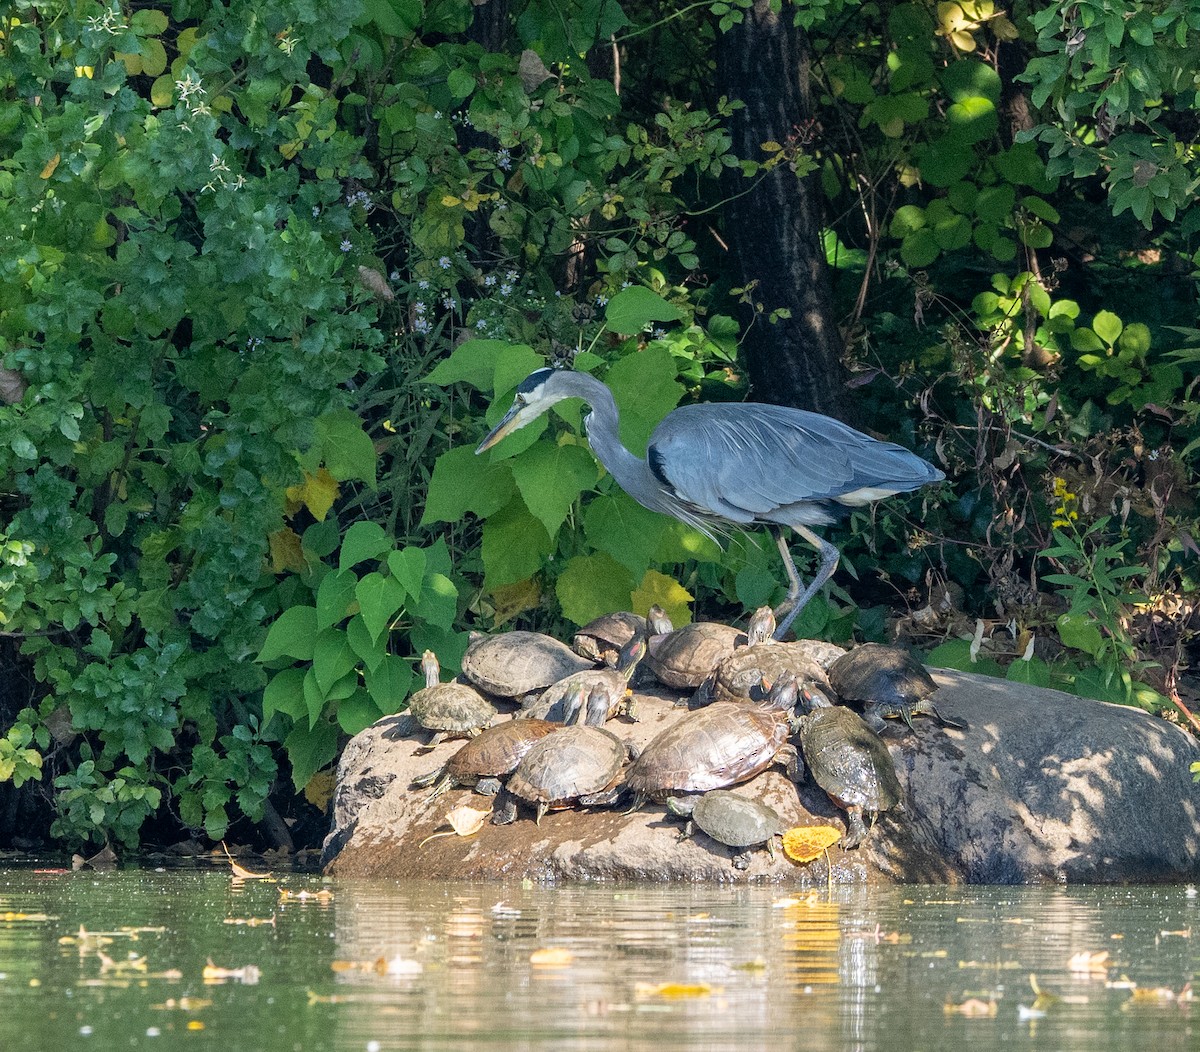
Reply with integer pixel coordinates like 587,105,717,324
321,668,1200,884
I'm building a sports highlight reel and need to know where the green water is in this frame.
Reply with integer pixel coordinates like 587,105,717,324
0,868,1195,1051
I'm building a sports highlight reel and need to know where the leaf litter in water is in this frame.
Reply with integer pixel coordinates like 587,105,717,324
203,959,261,984
1067,949,1111,976
634,982,717,999
529,947,574,967
943,997,998,1017
221,841,272,880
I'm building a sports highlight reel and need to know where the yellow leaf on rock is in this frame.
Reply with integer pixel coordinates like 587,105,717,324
782,825,842,863
445,804,489,836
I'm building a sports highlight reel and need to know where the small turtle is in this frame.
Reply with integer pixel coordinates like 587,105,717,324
523,635,647,723
460,631,596,702
493,686,631,825
703,625,835,706
408,651,497,746
827,643,966,731
573,611,647,665
793,686,902,849
667,790,787,869
624,681,801,809
646,604,675,636
410,718,559,798
644,621,746,690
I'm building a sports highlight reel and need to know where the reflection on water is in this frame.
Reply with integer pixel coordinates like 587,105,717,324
0,868,1195,1050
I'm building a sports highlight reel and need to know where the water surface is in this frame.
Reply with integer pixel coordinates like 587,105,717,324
0,868,1195,1050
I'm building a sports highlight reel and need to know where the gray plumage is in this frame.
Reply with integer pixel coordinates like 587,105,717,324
477,368,942,639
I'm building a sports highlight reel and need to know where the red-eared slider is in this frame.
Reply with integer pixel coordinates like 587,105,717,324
408,651,497,745
667,790,787,869
644,621,746,690
493,687,631,824
624,685,801,809
647,605,675,636
705,637,835,706
460,631,596,701
573,611,647,665
827,643,965,731
794,687,902,849
522,635,647,723
410,718,559,798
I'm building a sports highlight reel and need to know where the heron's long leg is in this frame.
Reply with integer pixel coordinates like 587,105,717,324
770,525,840,640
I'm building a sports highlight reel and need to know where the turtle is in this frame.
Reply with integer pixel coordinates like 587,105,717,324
522,634,647,723
493,686,632,825
646,604,675,636
623,682,802,809
667,789,787,869
703,638,835,706
408,651,497,746
410,718,559,798
460,631,596,702
827,643,966,731
572,611,647,665
793,686,903,849
644,621,747,690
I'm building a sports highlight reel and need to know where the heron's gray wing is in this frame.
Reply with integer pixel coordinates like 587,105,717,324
647,403,938,523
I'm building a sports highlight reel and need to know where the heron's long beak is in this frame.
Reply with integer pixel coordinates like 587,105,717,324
476,401,535,454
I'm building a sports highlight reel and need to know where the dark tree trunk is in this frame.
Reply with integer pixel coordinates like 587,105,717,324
717,0,848,419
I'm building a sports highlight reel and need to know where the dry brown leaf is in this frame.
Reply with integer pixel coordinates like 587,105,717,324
419,804,490,847
202,960,261,984
782,825,841,863
1067,950,1110,974
529,947,574,967
943,997,998,1016
221,842,270,879
634,982,715,999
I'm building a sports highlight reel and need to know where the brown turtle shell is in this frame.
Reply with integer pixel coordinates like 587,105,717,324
445,718,559,782
709,640,836,705
505,725,627,809
572,611,647,665
798,705,901,813
408,681,496,736
624,701,791,799
521,668,629,723
644,622,745,690
460,631,595,698
827,643,937,711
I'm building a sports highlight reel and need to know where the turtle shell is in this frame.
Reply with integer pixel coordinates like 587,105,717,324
709,641,834,705
522,668,629,723
644,622,745,690
573,611,647,664
625,701,791,799
445,719,558,782
798,705,901,811
688,790,786,849
408,681,496,736
506,725,627,808
460,631,595,698
827,643,937,709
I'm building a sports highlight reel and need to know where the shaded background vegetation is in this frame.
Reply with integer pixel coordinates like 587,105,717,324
0,0,1196,852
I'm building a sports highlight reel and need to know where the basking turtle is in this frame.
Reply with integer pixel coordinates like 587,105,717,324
410,718,559,798
827,643,965,731
573,611,647,666
624,682,801,809
793,687,902,849
522,635,647,723
646,604,675,636
494,687,631,825
704,638,834,706
408,651,497,746
644,621,746,690
460,631,596,702
667,790,787,869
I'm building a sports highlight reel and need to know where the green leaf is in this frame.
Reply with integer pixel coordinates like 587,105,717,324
1092,310,1123,345
425,340,535,390
262,668,307,727
555,552,636,626
946,96,998,143
312,628,358,695
603,287,683,334
414,572,458,631
509,440,597,536
447,67,477,100
131,9,169,34
339,520,391,570
316,568,358,629
315,409,377,488
360,0,422,36
1070,327,1104,353
1056,612,1103,657
1005,656,1052,687
283,718,340,791
941,58,1002,105
355,572,406,642
1118,322,1151,356
889,204,926,238
346,614,386,672
918,132,975,187
258,606,318,662
604,343,685,455
926,638,1005,677
421,445,515,524
482,499,553,589
337,690,385,735
387,546,427,600
584,492,671,577
363,653,414,712
975,184,1015,222
901,228,940,267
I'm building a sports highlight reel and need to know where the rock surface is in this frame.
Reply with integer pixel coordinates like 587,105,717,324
322,668,1200,884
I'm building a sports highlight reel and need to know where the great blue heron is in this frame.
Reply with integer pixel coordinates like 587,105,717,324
476,368,943,639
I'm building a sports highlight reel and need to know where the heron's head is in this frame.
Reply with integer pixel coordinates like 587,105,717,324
476,367,577,453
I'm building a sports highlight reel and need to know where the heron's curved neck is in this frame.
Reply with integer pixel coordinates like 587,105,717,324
578,381,650,496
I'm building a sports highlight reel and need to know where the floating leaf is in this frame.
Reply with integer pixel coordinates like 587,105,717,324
1067,949,1110,975
944,997,998,1016
782,825,842,862
634,981,714,998
221,842,271,879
